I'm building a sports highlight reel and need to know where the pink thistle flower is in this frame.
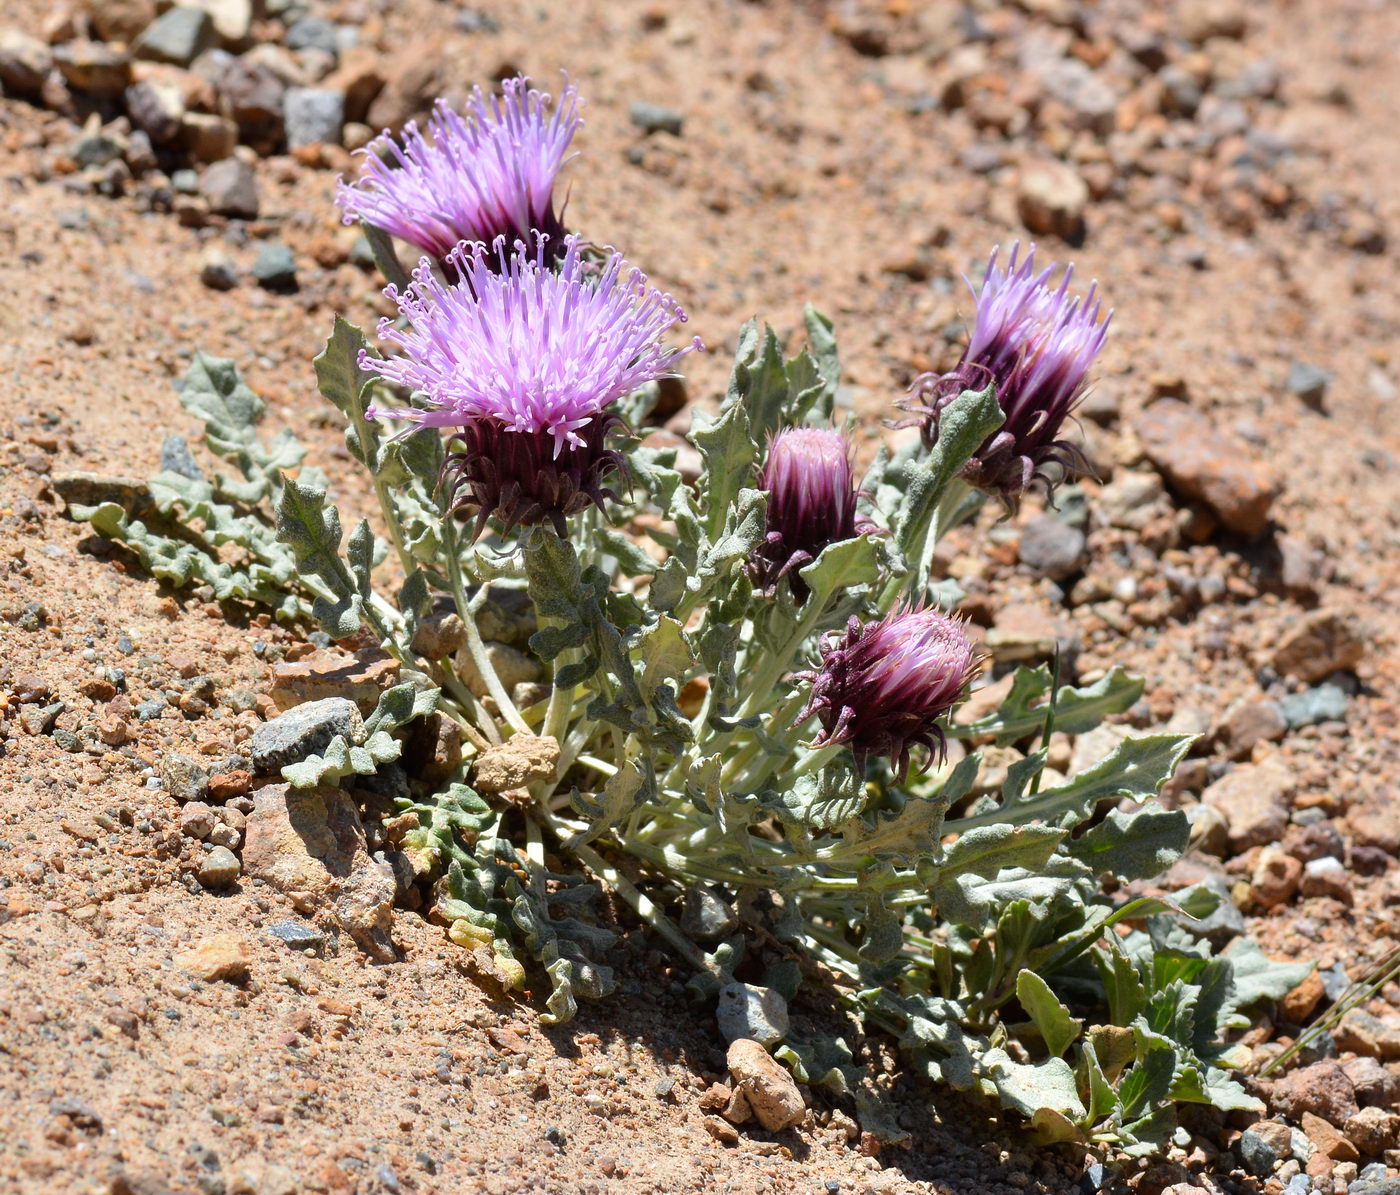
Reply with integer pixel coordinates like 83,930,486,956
362,234,701,536
335,75,581,260
795,606,979,779
905,243,1110,506
750,427,878,600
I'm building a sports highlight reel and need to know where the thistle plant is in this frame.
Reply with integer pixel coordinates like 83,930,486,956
74,74,1314,1160
903,242,1108,507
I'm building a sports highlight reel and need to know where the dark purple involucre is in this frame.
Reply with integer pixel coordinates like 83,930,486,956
335,75,581,259
796,606,979,779
750,427,877,599
363,235,701,536
906,243,1110,507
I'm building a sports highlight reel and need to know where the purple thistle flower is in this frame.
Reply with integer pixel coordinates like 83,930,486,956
795,606,979,780
905,243,1110,506
335,75,581,260
363,234,701,536
750,427,878,600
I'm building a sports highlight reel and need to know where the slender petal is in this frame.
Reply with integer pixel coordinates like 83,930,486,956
363,234,702,534
336,75,581,259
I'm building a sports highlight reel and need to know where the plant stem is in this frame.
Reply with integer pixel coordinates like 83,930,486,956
445,532,528,735
533,809,711,974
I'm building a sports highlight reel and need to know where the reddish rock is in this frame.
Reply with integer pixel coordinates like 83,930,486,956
1202,756,1294,853
1136,399,1279,537
269,649,401,713
1267,1060,1358,1123
1349,801,1400,853
364,40,453,132
1270,609,1365,683
242,784,397,959
1300,1111,1358,1162
206,769,251,801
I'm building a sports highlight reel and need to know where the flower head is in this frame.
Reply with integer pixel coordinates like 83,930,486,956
796,606,979,779
336,75,581,259
750,427,876,599
906,243,1110,506
363,234,702,535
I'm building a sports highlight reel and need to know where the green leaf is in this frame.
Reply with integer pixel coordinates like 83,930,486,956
824,752,980,864
725,319,789,446
956,664,1145,745
570,758,647,847
1016,970,1082,1058
691,401,756,542
798,532,883,604
940,823,1067,883
179,352,304,501
314,316,379,466
949,734,1194,834
883,384,1002,600
1220,939,1313,1015
1067,806,1189,881
597,528,660,576
276,477,363,640
981,1049,1087,1121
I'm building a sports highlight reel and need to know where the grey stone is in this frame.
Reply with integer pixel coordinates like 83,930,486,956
1280,685,1348,729
283,86,344,148
1238,1123,1287,1178
134,7,217,67
1286,361,1331,410
1018,515,1085,580
349,234,375,268
160,435,204,481
253,242,297,292
1039,57,1117,132
630,100,683,136
716,983,789,1046
679,885,738,942
136,697,166,720
197,845,241,887
183,0,254,45
208,822,241,850
249,697,363,773
70,126,126,169
285,16,340,54
454,8,499,33
162,752,210,802
126,80,185,144
267,919,326,951
1351,1177,1400,1195
1159,64,1202,116
217,57,286,130
200,157,259,217
171,168,200,194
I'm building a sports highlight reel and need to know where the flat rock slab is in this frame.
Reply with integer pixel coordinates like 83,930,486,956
1136,399,1279,537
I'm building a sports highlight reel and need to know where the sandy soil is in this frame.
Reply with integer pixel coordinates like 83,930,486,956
3,0,1400,1192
